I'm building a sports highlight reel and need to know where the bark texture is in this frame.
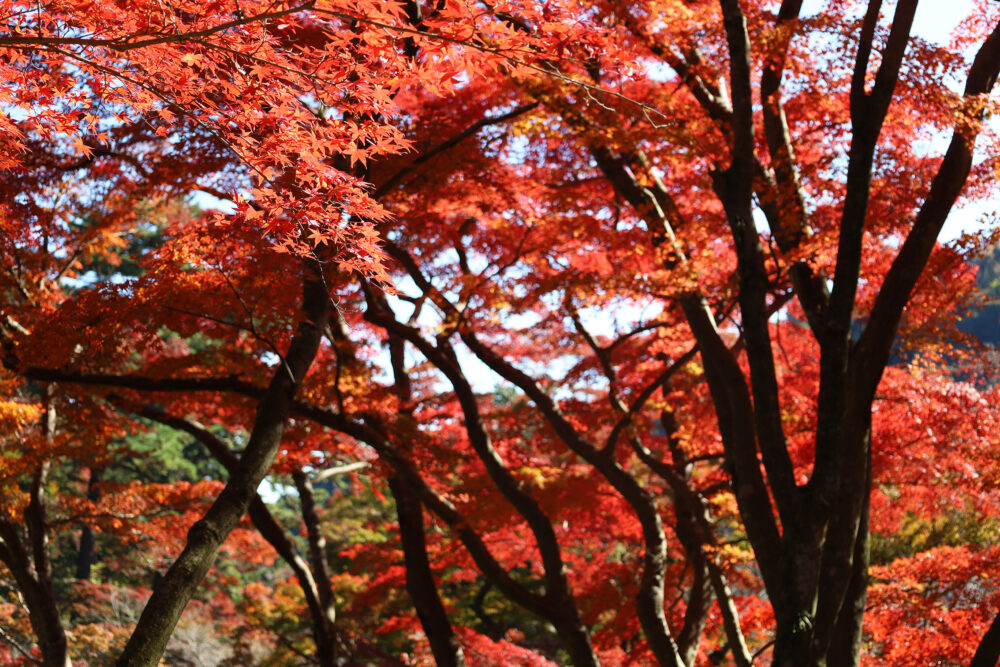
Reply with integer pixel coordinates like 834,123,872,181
116,262,331,666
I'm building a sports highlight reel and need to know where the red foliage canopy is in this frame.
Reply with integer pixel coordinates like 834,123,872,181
2,1,1000,666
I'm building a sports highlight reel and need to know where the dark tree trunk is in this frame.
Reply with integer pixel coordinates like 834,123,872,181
970,610,1000,667
292,470,339,664
390,476,467,667
385,331,466,667
365,294,600,667
75,527,94,582
123,401,340,666
75,468,101,581
25,392,71,666
116,262,331,666
674,554,711,667
0,462,72,666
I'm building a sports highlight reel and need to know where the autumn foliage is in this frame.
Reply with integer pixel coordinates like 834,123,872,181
2,0,1000,665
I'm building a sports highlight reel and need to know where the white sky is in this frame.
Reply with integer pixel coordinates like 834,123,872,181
911,0,974,41
910,0,994,241
802,0,974,39
801,0,990,241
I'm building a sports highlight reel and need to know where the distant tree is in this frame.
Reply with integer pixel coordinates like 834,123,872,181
961,242,1000,346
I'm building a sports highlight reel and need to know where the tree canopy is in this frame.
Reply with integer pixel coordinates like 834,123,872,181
2,0,1000,665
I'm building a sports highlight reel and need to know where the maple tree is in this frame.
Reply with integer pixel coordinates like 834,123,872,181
3,0,1000,665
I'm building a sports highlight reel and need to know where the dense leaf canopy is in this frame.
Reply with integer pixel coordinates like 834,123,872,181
2,0,1000,665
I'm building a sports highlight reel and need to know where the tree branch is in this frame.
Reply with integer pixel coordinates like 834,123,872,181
116,258,331,665
0,3,316,51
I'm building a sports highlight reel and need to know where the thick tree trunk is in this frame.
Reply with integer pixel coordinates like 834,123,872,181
0,464,72,666
116,262,331,666
970,610,1000,667
16,563,70,667
674,554,711,667
390,475,467,667
75,526,95,582
27,393,71,667
0,535,69,667
75,468,101,581
660,408,718,667
382,330,466,667
826,465,870,667
124,400,340,666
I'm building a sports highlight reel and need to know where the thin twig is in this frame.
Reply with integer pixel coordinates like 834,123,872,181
314,9,674,125
0,2,316,51
0,623,42,664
